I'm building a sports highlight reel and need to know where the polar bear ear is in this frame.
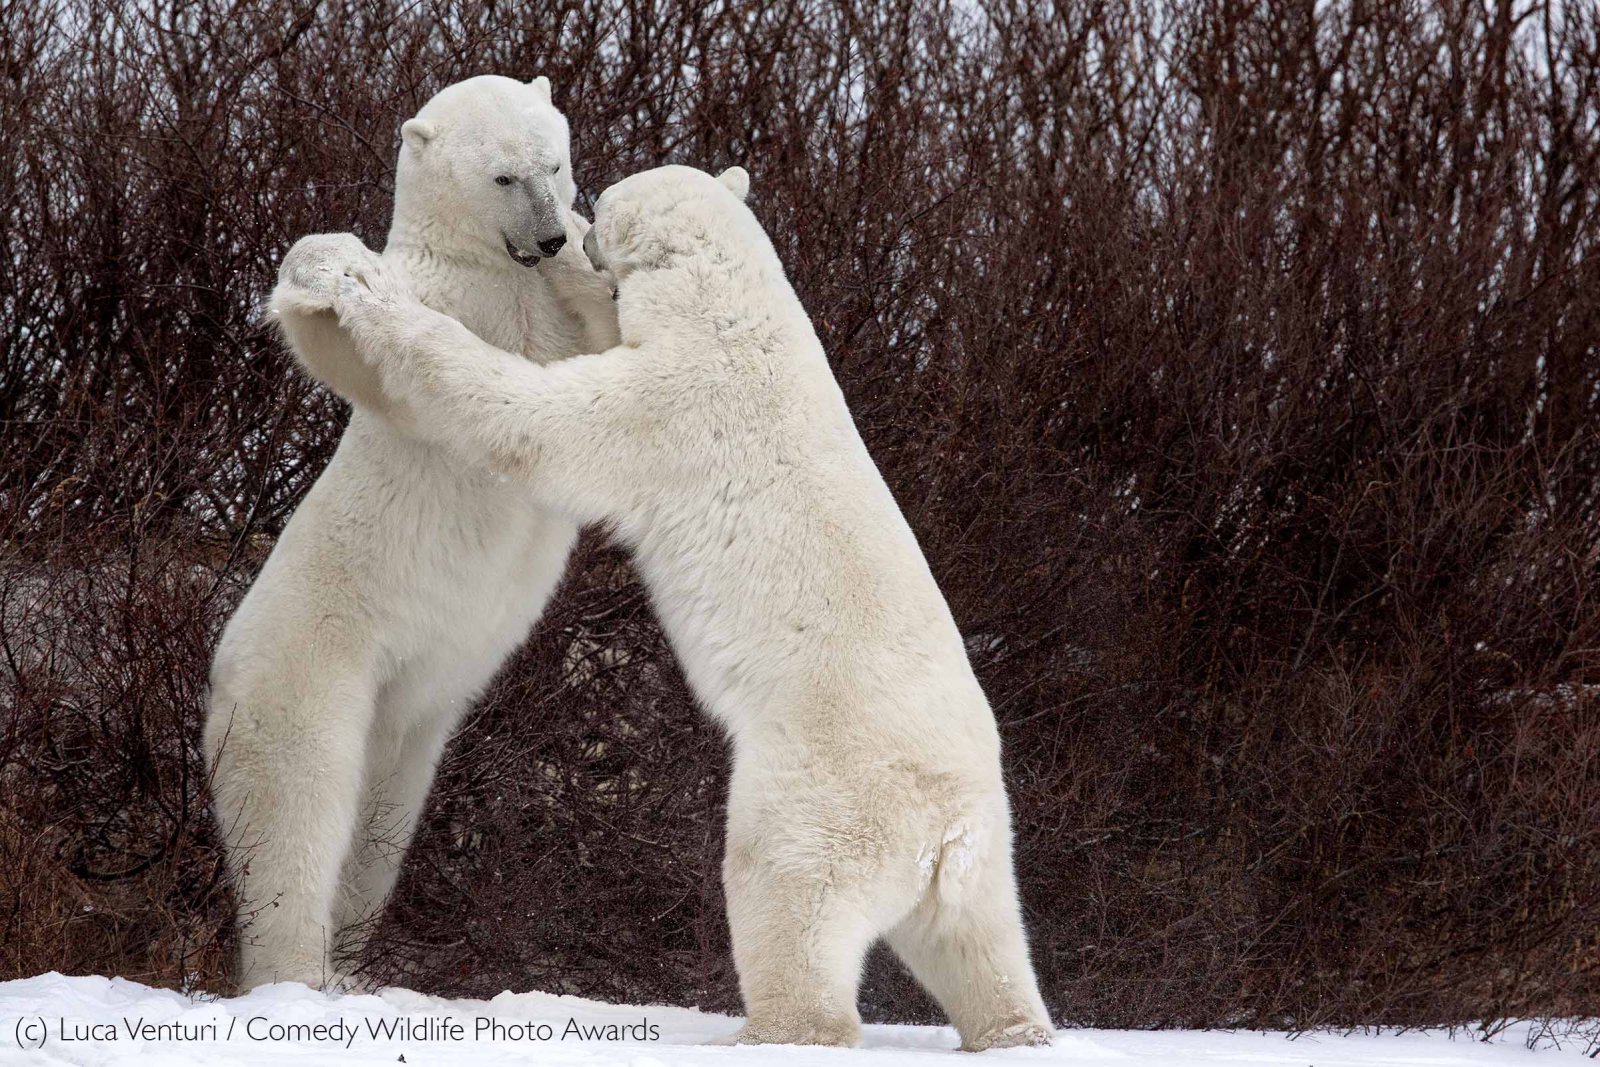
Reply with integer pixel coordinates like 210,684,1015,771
529,75,552,104
716,166,750,202
401,118,439,150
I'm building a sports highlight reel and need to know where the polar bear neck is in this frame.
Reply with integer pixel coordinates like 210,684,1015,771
381,215,594,364
385,209,523,276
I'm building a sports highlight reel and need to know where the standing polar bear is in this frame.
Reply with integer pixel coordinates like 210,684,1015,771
278,165,1053,1050
206,74,617,991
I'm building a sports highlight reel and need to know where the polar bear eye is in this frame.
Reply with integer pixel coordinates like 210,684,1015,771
495,175,514,186
550,163,561,175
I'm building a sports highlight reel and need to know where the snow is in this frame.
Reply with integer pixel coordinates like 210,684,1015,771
0,973,1592,1066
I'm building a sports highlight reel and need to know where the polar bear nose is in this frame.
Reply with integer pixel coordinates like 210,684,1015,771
537,234,567,257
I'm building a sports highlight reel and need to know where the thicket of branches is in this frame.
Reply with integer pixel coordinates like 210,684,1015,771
3,0,1598,1033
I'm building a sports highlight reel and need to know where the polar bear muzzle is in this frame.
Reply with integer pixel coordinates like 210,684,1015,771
505,237,542,268
504,232,567,268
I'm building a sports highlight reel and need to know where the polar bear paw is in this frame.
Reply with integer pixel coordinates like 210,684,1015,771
319,969,381,996
709,1017,861,1048
276,233,385,313
237,956,372,997
964,1020,1054,1051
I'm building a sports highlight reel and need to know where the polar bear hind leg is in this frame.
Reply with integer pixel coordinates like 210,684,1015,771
715,763,944,1048
885,842,1053,1051
719,844,890,1047
330,709,458,964
207,659,378,991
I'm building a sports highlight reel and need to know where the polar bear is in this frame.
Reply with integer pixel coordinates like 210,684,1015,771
205,74,617,991
276,164,1053,1050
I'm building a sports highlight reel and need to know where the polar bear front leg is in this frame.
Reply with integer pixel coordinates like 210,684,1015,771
324,264,662,521
272,233,403,419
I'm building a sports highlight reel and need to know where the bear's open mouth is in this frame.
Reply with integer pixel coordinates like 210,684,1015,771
504,238,541,268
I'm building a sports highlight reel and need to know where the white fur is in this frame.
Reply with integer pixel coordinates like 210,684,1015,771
205,75,618,992
282,165,1051,1049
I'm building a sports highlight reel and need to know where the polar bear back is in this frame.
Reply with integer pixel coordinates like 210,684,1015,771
589,168,1003,774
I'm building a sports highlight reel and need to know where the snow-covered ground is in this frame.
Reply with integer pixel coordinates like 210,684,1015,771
0,973,1593,1066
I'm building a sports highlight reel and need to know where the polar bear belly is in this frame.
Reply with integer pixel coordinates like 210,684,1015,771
331,415,578,733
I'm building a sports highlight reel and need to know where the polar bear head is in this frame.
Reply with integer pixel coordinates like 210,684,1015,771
394,74,577,268
582,164,761,285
